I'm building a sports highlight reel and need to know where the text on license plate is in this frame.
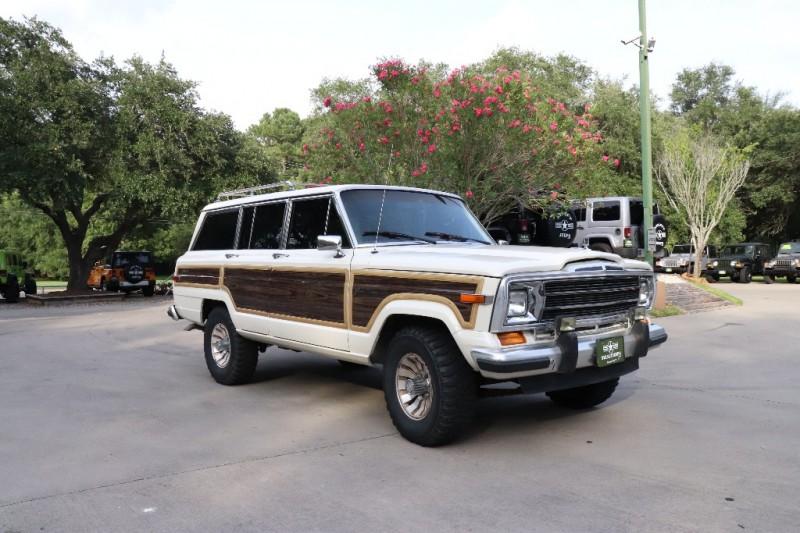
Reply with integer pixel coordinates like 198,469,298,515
596,336,625,367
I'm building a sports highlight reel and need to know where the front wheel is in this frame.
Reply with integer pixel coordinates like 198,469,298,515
383,326,477,446
204,306,258,385
740,266,752,284
764,274,775,284
3,275,20,303
24,276,37,296
788,275,797,284
705,273,720,283
546,378,619,409
142,284,155,297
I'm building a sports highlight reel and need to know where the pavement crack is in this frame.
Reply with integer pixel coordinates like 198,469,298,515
0,431,397,510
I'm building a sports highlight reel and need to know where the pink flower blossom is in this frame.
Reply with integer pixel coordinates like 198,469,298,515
509,119,522,129
358,142,366,152
465,190,474,199
379,136,389,145
602,154,609,162
495,85,504,94
522,124,532,133
550,191,559,200
378,69,388,80
549,121,558,131
433,87,442,98
614,158,621,168
474,107,483,117
362,96,372,103
323,96,332,108
428,144,437,153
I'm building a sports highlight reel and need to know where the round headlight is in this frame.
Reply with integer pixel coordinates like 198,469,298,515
793,259,800,267
711,260,718,267
507,289,529,317
639,278,653,305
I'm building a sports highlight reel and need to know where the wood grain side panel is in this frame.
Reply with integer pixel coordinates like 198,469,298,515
176,267,220,285
225,268,346,324
352,276,478,327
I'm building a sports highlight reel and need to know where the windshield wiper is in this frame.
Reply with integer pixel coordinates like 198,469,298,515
363,230,437,244
424,231,490,244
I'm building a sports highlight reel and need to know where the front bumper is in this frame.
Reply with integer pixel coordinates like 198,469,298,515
765,266,798,276
471,322,666,379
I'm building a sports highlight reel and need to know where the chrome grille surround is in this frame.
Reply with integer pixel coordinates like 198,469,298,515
490,262,653,333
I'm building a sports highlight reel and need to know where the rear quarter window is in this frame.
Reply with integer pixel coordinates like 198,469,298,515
192,209,240,250
591,201,620,222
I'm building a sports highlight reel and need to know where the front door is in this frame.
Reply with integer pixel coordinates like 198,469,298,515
265,195,352,351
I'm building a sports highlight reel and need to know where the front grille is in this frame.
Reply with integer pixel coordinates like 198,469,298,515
776,259,793,267
542,275,641,321
661,259,681,268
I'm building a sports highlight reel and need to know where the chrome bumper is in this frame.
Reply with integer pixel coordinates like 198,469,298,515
167,304,182,321
120,280,151,288
471,323,667,378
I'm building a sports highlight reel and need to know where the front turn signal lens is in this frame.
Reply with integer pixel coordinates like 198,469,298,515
459,293,485,304
498,331,526,346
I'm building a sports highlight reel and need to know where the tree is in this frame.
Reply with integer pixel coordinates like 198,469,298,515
0,18,256,289
303,53,621,224
656,129,750,278
248,108,304,177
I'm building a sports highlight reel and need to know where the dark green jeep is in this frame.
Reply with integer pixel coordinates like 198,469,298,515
764,241,800,283
705,243,772,283
0,251,37,302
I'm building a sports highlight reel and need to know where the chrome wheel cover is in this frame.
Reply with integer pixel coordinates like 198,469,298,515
395,352,433,420
210,323,232,368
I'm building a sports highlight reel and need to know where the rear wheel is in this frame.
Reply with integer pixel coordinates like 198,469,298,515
788,274,797,283
204,306,258,385
142,284,155,297
383,325,477,446
731,271,740,283
705,273,719,283
3,275,19,303
546,378,619,409
589,242,613,254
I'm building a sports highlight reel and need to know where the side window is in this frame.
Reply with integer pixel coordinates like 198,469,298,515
250,202,286,249
708,246,717,257
592,201,620,222
192,209,239,250
237,206,255,249
573,207,586,222
287,197,351,250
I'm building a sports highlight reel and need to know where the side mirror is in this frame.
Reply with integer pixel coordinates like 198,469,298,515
318,235,345,258
497,240,509,246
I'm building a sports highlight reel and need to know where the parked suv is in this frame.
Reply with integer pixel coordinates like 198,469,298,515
655,244,717,275
0,250,37,302
705,243,772,283
764,241,800,283
572,197,667,258
487,205,576,247
87,251,157,296
168,184,667,446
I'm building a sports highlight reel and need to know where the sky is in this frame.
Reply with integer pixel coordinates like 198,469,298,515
3,0,798,130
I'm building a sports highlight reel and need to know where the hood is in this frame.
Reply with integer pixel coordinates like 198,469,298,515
717,254,751,262
353,244,652,278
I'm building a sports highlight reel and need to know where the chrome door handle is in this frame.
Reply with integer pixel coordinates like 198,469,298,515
225,253,239,259
272,253,289,259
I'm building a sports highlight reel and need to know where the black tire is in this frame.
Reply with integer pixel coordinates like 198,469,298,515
764,274,775,284
589,242,613,254
383,325,477,446
705,273,719,283
788,275,797,284
142,284,155,297
731,271,740,283
204,306,258,385
740,266,752,284
24,276,37,296
4,274,20,303
546,378,619,409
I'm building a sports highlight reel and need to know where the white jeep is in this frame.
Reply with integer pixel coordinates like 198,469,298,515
168,184,667,446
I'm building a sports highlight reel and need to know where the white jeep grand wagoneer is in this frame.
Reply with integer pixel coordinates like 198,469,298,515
168,184,667,446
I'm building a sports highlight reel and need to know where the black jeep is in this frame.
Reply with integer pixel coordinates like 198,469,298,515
705,243,772,283
764,241,800,283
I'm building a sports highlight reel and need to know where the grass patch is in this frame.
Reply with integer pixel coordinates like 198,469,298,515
686,278,743,305
651,304,684,318
37,280,67,288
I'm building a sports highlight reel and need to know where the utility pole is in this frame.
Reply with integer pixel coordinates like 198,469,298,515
638,0,654,265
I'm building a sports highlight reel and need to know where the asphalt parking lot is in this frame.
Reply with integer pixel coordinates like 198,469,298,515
1,283,799,532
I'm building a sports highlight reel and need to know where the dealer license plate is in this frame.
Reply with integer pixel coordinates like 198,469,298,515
718,270,726,275
665,268,673,272
596,336,625,367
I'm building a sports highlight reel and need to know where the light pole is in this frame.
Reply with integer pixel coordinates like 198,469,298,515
638,0,654,265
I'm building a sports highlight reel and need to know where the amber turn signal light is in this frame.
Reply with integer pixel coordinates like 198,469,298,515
497,331,526,346
459,293,485,304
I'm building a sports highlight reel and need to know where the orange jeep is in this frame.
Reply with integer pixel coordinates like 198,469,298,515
87,251,157,296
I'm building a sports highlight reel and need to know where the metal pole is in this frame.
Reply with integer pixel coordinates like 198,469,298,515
639,0,654,265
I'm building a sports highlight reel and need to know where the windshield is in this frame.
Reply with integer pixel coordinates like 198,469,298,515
112,252,152,266
778,242,800,254
340,189,492,245
721,245,754,256
672,245,693,254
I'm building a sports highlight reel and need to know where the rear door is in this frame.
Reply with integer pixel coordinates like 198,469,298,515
589,199,621,246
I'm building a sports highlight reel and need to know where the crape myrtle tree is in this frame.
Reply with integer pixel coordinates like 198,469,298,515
656,128,751,279
302,52,622,225
0,18,262,289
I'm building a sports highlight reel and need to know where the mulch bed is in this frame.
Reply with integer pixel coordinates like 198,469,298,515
25,291,125,305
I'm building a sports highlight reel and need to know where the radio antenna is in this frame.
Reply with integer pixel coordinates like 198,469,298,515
371,145,394,254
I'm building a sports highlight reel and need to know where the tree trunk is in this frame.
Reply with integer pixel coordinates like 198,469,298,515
64,234,93,291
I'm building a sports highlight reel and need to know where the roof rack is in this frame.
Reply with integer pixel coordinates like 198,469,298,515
216,181,297,201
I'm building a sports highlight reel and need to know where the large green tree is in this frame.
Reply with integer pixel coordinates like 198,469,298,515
0,18,263,289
